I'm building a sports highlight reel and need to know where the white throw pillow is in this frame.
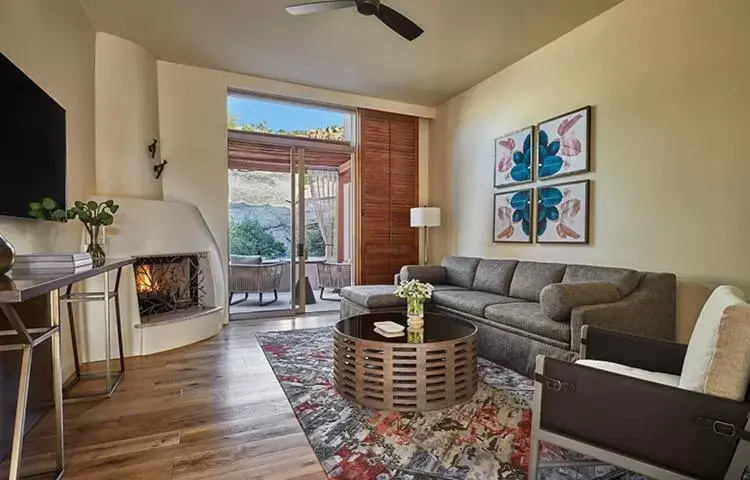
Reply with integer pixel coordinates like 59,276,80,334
679,286,750,400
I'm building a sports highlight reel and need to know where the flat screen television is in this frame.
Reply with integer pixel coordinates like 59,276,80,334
0,51,66,219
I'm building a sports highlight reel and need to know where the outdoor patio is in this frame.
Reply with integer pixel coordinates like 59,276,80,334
227,128,353,318
229,290,342,315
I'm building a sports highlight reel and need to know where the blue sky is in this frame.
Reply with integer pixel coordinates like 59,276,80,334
228,95,345,131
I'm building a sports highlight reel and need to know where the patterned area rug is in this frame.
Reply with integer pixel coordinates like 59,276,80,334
256,327,645,480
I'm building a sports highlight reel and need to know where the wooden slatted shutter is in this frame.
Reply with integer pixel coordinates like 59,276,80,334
357,109,419,285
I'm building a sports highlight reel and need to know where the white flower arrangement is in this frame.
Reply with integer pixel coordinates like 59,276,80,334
394,279,434,302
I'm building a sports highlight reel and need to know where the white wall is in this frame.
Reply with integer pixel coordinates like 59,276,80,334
430,0,750,342
95,33,162,200
157,61,435,310
0,0,95,254
0,0,95,378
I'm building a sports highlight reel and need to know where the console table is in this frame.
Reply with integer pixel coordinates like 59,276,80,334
0,258,134,480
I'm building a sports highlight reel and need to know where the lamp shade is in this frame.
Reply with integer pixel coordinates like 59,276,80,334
410,207,441,227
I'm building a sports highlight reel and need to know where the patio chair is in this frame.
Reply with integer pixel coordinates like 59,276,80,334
316,261,351,300
228,257,283,306
529,286,750,480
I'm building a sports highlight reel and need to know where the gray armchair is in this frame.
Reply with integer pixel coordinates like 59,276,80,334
229,256,283,306
316,262,351,300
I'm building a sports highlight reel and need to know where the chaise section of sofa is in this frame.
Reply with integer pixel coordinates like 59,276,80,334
343,256,676,377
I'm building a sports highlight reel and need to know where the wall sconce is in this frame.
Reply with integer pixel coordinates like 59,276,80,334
147,138,167,179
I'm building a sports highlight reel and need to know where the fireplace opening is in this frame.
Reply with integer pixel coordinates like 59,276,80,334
133,253,208,321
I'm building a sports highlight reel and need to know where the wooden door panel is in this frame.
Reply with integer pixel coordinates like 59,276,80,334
388,117,418,273
359,111,391,285
358,109,418,285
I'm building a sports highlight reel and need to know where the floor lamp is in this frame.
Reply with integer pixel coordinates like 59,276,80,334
410,207,441,265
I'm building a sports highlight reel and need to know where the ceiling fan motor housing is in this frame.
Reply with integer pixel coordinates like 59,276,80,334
355,0,380,16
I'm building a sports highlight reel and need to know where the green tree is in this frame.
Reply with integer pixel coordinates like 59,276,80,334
227,116,344,141
229,218,288,259
305,223,326,257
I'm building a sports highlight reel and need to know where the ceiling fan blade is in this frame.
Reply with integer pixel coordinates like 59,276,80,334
285,1,356,15
375,3,424,41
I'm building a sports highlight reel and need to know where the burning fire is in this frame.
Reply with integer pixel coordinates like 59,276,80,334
135,264,159,293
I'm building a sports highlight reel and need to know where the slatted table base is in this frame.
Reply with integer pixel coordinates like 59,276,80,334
333,331,478,412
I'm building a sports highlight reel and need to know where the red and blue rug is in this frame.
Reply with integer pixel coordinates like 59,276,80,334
256,327,645,480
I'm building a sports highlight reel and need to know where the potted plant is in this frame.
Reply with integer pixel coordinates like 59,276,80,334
67,201,119,266
394,279,434,329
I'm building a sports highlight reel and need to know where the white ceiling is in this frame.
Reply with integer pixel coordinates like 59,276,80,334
80,0,621,106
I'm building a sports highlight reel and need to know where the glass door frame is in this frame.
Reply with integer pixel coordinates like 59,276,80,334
290,146,307,314
227,130,356,321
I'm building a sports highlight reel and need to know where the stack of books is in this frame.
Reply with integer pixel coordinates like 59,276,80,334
13,253,94,274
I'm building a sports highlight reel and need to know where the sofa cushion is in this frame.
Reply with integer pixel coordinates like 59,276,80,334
472,259,519,296
577,360,680,387
563,264,641,296
432,290,526,317
540,282,621,322
679,286,750,401
484,303,570,344
399,265,446,284
509,261,567,301
340,285,405,309
230,254,262,265
431,284,467,292
440,256,481,289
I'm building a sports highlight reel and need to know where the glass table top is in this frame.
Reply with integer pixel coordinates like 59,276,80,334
335,312,476,344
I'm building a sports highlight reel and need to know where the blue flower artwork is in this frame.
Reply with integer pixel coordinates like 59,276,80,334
493,188,532,243
495,126,533,188
535,180,590,244
537,106,591,179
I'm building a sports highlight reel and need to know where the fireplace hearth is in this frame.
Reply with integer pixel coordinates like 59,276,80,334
133,253,209,321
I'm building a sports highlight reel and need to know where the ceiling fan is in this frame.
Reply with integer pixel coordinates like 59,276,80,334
285,0,424,41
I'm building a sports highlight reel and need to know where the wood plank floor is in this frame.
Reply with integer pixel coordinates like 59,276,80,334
11,314,339,480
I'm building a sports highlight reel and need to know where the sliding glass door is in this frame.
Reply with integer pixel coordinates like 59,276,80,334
226,92,355,320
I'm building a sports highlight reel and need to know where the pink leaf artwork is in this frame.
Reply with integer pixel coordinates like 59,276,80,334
497,206,512,222
496,138,515,173
556,223,581,240
557,114,583,137
496,225,514,239
558,112,583,157
561,137,582,157
557,194,582,240
496,205,514,239
560,198,581,219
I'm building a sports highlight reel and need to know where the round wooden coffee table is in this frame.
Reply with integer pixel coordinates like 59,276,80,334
333,312,478,412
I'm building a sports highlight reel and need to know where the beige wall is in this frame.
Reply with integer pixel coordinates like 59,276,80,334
0,0,95,253
0,0,95,377
95,32,162,199
429,0,750,342
156,61,435,315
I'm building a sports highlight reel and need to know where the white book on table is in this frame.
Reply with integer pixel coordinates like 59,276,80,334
374,328,405,338
15,253,92,264
12,263,94,274
13,260,93,269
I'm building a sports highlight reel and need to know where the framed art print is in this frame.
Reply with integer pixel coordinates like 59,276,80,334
493,188,532,243
494,126,533,188
536,180,590,244
537,106,591,180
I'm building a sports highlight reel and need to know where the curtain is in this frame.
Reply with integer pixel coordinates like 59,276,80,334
308,169,338,259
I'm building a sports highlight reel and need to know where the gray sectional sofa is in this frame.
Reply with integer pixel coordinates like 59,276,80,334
340,256,676,376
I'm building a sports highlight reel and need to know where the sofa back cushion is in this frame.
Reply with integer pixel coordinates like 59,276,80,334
509,261,566,301
399,265,446,285
440,256,480,289
540,282,621,322
563,264,640,297
679,286,750,401
472,259,519,296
